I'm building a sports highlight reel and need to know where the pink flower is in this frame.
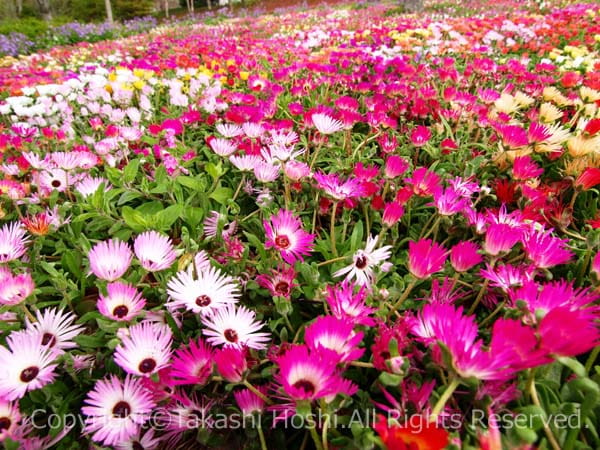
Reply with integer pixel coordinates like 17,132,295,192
405,168,442,197
167,338,213,386
264,209,314,264
312,113,344,134
407,239,447,279
114,322,173,377
234,387,267,416
0,222,28,263
480,264,535,292
275,345,357,401
483,223,521,256
304,316,364,363
450,241,482,272
522,228,572,268
512,155,543,180
283,160,311,181
214,347,247,382
88,239,133,281
134,231,177,272
325,280,376,326
256,265,297,299
384,155,409,178
410,125,431,147
209,138,237,156
98,282,146,322
433,188,469,215
382,202,404,226
314,172,366,201
539,307,599,357
0,270,34,306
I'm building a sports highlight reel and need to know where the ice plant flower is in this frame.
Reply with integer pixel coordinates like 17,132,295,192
114,322,173,377
312,113,343,134
0,270,34,306
374,414,449,450
256,265,297,299
0,400,21,441
201,304,270,350
214,347,247,383
450,241,482,272
264,209,315,264
522,228,572,268
275,345,357,402
382,202,405,227
234,387,267,416
82,375,155,446
314,172,366,201
166,264,240,315
133,231,177,272
483,223,521,256
0,331,57,400
98,282,146,321
325,280,376,326
410,125,432,147
408,239,447,279
304,316,364,363
167,337,213,386
0,222,28,263
26,308,84,354
384,155,409,178
88,239,133,281
334,235,392,286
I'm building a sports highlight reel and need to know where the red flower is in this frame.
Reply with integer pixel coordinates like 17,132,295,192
374,415,449,450
576,168,600,190
584,118,600,137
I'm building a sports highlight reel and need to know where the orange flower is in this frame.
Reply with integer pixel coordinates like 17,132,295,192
374,415,449,450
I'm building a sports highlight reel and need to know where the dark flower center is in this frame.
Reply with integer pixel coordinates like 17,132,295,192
132,442,144,450
355,255,368,269
112,401,131,418
196,295,211,307
113,305,129,319
139,358,157,374
41,332,56,347
224,329,238,343
20,366,39,383
274,281,290,296
51,180,61,188
275,235,290,249
0,417,11,432
292,379,315,395
189,409,204,421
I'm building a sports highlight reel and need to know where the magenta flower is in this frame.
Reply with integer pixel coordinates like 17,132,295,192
512,155,543,180
275,345,357,402
0,269,34,306
314,172,366,201
407,239,447,279
480,264,535,292
539,307,600,357
522,228,573,269
114,322,173,377
98,282,146,322
264,209,314,264
167,338,213,386
305,316,364,363
382,202,405,227
0,331,57,401
433,188,469,216
134,231,177,272
214,347,247,383
82,375,155,446
26,307,84,354
88,239,133,281
405,167,442,197
256,265,297,299
325,280,376,326
483,223,521,256
410,125,431,147
0,222,28,263
312,113,344,134
384,155,409,178
450,241,482,272
234,387,267,416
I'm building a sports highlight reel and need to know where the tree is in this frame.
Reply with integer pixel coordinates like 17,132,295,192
35,0,52,20
105,0,114,23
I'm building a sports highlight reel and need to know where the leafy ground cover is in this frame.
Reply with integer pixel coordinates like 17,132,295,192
0,0,600,449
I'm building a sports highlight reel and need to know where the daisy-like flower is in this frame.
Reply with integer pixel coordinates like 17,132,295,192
275,345,357,401
230,154,262,172
134,231,177,272
98,282,146,321
326,280,376,326
312,113,344,134
209,138,237,156
253,161,280,183
167,338,214,386
0,332,57,400
26,308,84,354
216,123,244,138
162,391,214,436
234,387,267,416
304,316,365,363
483,223,521,256
314,172,366,201
82,375,156,447
214,346,247,382
256,265,297,299
0,399,21,441
114,322,173,377
522,228,573,269
75,176,111,197
264,209,315,264
408,239,447,279
480,264,536,292
450,241,482,272
334,235,392,287
88,239,133,281
0,271,34,306
166,264,240,314
201,304,270,350
203,211,237,239
114,429,160,450
0,222,28,263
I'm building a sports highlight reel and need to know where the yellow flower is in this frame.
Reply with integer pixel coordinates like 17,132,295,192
239,71,250,81
133,80,146,90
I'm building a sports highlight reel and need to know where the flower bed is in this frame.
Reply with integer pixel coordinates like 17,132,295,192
0,1,600,449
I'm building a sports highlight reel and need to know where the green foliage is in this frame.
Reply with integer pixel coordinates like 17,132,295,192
69,0,108,22
115,0,154,19
0,17,49,38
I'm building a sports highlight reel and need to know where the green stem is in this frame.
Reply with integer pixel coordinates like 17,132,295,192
242,380,272,405
430,377,460,423
21,304,36,323
330,202,338,257
310,141,324,170
309,421,324,450
241,208,260,223
422,215,441,240
283,175,291,210
231,174,246,203
585,346,600,374
257,422,268,450
529,373,561,450
388,279,418,317
479,299,506,327
317,255,347,267
467,278,489,315
322,413,330,450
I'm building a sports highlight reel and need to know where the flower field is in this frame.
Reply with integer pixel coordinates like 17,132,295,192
1,0,600,448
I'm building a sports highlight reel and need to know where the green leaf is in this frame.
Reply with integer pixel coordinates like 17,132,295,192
121,206,149,233
557,357,586,378
183,206,204,227
378,371,403,387
155,204,183,230
209,186,233,205
123,158,140,183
